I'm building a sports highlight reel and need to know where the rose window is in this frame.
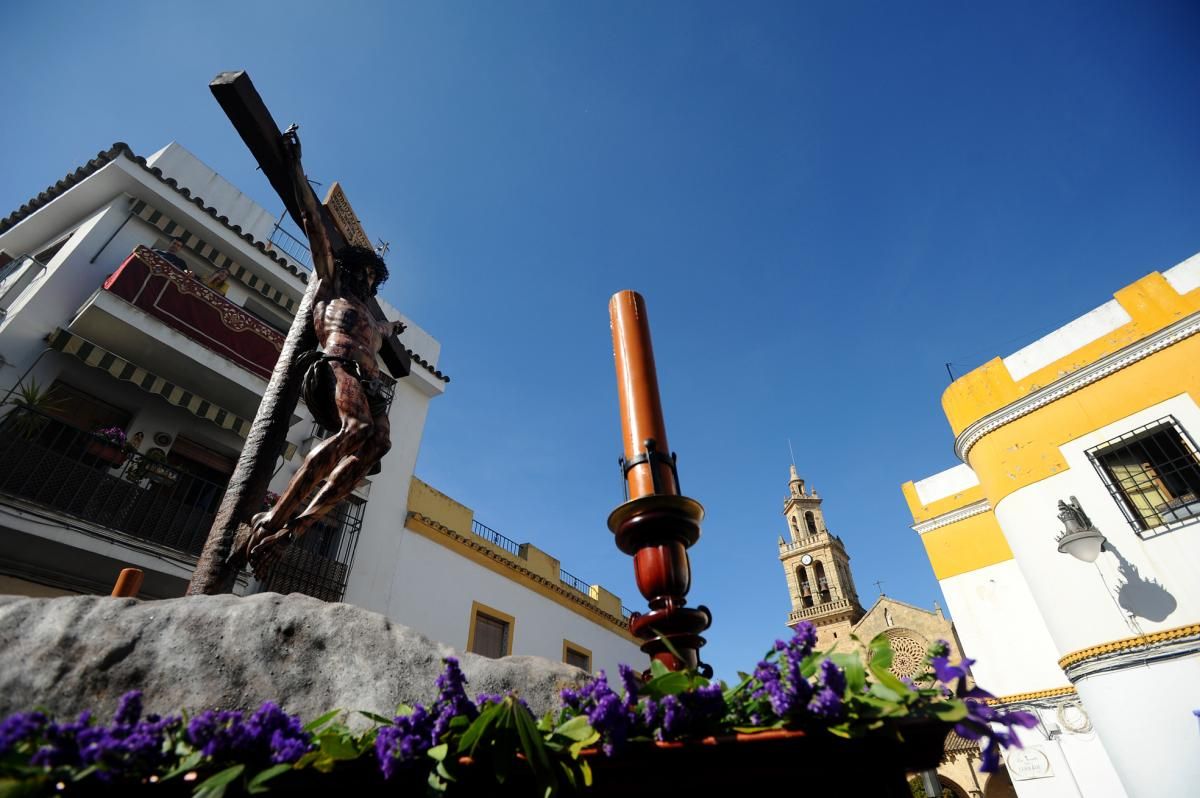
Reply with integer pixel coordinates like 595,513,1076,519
885,630,928,679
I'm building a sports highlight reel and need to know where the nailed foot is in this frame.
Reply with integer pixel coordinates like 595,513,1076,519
244,512,294,581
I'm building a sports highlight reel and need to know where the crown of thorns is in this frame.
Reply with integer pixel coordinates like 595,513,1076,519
334,245,389,289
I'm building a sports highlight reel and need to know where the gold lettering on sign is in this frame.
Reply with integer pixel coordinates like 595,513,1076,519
322,182,373,250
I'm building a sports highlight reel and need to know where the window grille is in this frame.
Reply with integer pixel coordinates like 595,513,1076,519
1087,416,1200,536
261,497,365,601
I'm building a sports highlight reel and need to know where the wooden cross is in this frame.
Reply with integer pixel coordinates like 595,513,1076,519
187,70,408,595
873,580,886,596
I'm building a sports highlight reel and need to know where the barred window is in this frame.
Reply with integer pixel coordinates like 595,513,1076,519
1088,417,1200,534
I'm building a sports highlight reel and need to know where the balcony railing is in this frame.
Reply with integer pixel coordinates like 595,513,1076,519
559,568,591,595
470,519,522,558
262,498,364,602
268,223,313,270
0,406,362,602
0,406,228,555
102,247,284,380
788,599,853,624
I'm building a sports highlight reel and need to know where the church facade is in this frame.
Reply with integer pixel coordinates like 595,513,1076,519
776,467,1006,798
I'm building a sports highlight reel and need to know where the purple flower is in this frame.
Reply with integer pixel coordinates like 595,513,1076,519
185,702,310,766
0,711,46,755
931,655,975,685
113,691,142,726
790,622,818,655
375,705,434,780
618,664,640,708
808,661,847,719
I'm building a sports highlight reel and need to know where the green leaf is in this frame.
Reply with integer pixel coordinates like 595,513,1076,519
356,710,394,726
648,659,670,680
552,715,596,743
427,743,449,762
303,709,342,733
641,671,691,699
193,764,245,798
932,701,969,722
869,682,901,702
513,700,554,772
246,764,293,794
458,703,502,755
70,765,99,782
830,652,866,695
394,703,415,717
163,750,204,781
317,732,359,760
0,777,51,798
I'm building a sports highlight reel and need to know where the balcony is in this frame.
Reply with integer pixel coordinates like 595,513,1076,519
102,246,284,379
788,598,854,624
0,407,227,556
0,406,361,602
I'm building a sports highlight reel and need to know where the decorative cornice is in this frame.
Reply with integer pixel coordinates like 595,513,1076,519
911,499,992,535
954,312,1200,461
406,512,635,639
1057,623,1200,670
984,685,1076,706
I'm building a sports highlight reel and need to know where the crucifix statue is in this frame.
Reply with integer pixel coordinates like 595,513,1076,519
187,71,410,594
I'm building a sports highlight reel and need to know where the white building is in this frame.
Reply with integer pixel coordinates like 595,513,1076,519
0,141,640,675
903,255,1200,797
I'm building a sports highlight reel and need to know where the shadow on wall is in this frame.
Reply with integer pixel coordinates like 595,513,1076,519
1108,545,1177,623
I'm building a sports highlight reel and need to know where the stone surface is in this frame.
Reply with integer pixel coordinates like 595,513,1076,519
0,593,589,722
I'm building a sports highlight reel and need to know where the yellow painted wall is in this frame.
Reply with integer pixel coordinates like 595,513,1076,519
407,478,477,543
901,480,986,525
967,336,1200,506
942,272,1200,436
919,511,1013,580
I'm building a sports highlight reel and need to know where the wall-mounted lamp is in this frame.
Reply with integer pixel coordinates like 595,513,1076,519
1055,496,1108,563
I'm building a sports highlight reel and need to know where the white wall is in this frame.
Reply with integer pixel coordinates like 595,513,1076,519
146,143,278,244
381,529,643,677
989,393,1200,798
991,393,1200,654
938,560,1068,697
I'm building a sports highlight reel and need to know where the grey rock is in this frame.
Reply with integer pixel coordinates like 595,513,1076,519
0,593,589,723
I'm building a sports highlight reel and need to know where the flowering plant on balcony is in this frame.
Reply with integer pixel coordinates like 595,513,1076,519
0,626,1034,795
93,426,128,448
262,491,281,512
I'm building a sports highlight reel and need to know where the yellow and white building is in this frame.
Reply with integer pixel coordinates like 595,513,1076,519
904,254,1200,798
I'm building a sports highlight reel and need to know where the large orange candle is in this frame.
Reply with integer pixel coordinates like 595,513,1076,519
609,290,678,499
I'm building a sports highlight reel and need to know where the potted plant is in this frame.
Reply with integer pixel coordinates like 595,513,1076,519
1,378,65,440
86,426,129,468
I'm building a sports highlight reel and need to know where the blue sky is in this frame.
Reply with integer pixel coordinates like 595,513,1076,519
4,1,1199,680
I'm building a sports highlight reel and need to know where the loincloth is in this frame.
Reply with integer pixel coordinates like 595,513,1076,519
299,350,390,433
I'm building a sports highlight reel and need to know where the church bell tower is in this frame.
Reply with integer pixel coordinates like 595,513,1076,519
777,466,864,649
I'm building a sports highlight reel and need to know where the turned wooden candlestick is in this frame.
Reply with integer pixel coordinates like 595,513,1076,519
608,290,711,674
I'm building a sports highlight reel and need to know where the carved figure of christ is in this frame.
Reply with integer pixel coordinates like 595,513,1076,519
240,129,405,578
187,71,408,594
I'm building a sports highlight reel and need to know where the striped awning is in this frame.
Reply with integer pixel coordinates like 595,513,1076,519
48,327,254,437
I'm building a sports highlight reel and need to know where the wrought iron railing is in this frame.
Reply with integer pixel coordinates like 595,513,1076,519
621,606,634,620
261,497,364,602
0,407,227,555
559,568,590,595
0,406,362,601
268,224,312,270
470,519,522,558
